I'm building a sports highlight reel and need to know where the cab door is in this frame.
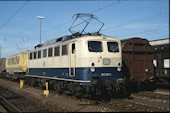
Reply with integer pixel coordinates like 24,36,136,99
69,42,76,76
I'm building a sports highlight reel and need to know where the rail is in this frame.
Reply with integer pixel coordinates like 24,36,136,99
0,96,22,112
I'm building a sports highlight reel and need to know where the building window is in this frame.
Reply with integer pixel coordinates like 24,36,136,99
38,50,41,59
43,49,47,58
62,45,68,55
54,46,60,56
48,48,53,57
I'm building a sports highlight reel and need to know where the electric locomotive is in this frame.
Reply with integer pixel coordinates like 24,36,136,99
26,14,129,99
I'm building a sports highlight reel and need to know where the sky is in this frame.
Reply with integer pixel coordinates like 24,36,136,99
0,0,169,57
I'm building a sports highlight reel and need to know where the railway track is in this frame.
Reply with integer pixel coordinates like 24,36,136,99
0,86,51,112
75,89,170,112
56,88,169,112
132,90,169,100
0,95,22,112
0,78,169,112
156,83,170,89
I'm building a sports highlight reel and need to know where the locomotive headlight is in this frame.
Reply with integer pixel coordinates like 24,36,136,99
90,63,95,72
117,63,121,71
117,67,121,72
90,67,95,72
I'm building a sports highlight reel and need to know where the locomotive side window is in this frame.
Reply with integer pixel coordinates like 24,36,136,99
107,42,119,52
29,53,33,60
48,48,53,57
62,45,68,55
54,46,60,56
88,41,102,52
72,44,75,54
38,50,41,59
43,49,47,58
34,51,37,59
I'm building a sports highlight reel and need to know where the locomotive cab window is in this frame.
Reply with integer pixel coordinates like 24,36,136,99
54,46,60,56
48,48,53,57
107,42,119,52
43,49,47,58
88,41,102,52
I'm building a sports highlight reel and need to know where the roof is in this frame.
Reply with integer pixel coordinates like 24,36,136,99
149,38,169,46
34,32,102,49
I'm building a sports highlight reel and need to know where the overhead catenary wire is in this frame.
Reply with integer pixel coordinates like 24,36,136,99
2,1,168,57
9,1,120,54
89,0,120,13
16,1,68,37
0,1,166,40
101,12,168,31
0,1,129,42
0,1,29,30
42,1,120,37
0,4,167,40
117,27,167,38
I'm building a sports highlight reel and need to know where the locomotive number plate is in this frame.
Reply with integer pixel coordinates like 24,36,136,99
101,73,112,76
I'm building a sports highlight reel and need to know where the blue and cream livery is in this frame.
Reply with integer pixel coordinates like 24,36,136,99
27,34,123,86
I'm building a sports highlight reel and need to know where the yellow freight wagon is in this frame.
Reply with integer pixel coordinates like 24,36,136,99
6,51,28,74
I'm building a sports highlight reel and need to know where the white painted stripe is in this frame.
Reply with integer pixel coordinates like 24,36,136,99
26,74,91,83
149,39,169,45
